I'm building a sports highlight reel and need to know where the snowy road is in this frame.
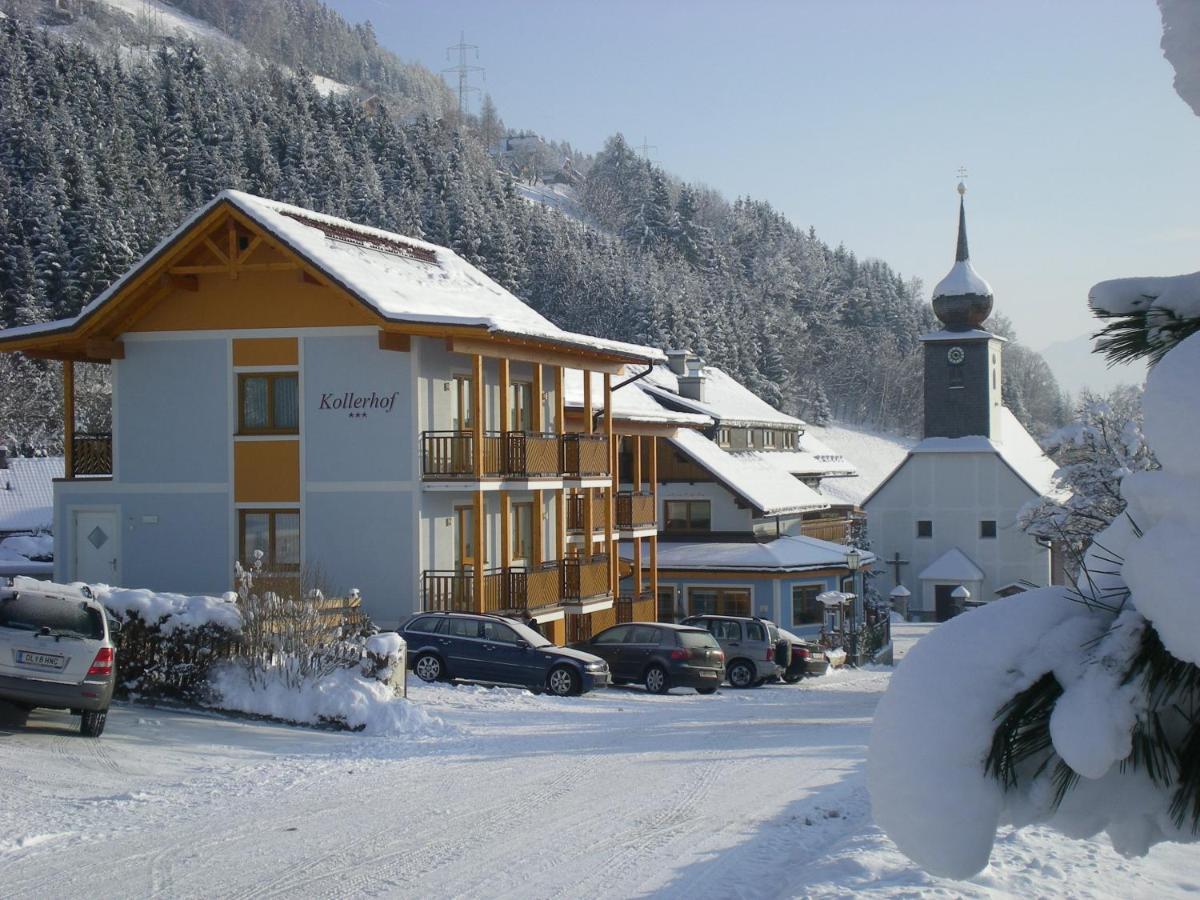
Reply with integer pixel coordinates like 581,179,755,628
0,624,1193,898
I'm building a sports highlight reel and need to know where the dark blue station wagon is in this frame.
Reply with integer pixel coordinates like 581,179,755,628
399,612,611,696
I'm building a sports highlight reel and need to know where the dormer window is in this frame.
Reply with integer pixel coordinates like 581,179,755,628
763,430,776,448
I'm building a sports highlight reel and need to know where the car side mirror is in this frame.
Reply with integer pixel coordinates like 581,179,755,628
107,616,122,636
516,638,530,650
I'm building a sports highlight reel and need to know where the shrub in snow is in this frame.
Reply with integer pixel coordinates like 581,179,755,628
869,275,1200,878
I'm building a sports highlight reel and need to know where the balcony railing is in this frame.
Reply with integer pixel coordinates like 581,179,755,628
561,433,609,477
567,604,618,643
616,593,656,624
616,492,655,531
566,493,608,535
422,560,583,614
562,555,611,602
799,517,855,544
72,432,112,477
422,431,610,479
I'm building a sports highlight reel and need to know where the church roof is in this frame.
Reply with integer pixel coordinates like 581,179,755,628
918,547,985,583
862,408,1062,505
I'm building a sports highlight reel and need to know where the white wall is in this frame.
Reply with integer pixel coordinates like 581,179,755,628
656,480,752,533
865,451,1050,611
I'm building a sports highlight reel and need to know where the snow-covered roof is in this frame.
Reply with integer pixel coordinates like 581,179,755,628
0,191,663,365
561,369,710,427
932,259,992,300
817,590,855,607
919,328,1006,343
807,423,915,507
0,457,61,533
736,427,858,480
667,429,828,517
641,364,802,427
907,408,1060,498
918,547,985,583
621,534,871,573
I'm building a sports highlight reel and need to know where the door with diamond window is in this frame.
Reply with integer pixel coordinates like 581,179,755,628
73,510,119,585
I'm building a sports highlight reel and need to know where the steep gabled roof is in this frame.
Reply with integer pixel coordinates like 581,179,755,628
918,547,985,583
561,369,710,427
641,364,802,427
0,191,662,366
667,429,828,517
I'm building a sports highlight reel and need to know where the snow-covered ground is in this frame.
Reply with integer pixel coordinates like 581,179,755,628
0,622,1192,898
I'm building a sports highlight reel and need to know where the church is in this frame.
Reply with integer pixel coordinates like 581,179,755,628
863,185,1062,621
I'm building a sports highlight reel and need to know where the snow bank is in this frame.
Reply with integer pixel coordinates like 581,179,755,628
0,534,53,560
868,589,1101,879
211,664,440,737
91,583,243,633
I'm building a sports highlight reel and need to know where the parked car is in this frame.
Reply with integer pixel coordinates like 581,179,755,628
679,615,789,688
776,627,830,682
0,581,116,737
571,622,724,694
398,611,610,696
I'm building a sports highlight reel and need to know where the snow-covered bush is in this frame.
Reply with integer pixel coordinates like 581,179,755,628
869,274,1200,878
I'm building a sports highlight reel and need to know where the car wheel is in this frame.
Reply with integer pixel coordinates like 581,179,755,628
643,665,670,694
727,660,755,689
782,672,803,684
547,666,580,697
413,653,444,683
80,708,107,738
696,686,718,695
0,699,29,727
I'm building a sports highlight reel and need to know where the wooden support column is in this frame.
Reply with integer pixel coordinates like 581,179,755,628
499,358,510,433
532,364,543,432
650,436,659,618
500,490,511,568
583,369,593,434
555,489,566,562
472,354,484,477
604,373,615,594
635,537,643,594
584,488,595,561
63,360,75,479
473,490,486,612
554,366,565,435
633,435,642,492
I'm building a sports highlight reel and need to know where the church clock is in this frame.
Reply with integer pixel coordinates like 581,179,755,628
946,346,965,365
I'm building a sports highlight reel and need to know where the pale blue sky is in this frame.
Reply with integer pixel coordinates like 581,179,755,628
328,0,1198,364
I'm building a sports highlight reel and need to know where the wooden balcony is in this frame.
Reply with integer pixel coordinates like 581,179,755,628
567,604,618,643
562,555,611,602
566,493,608,536
616,492,655,531
799,517,855,544
616,593,656,624
504,432,561,477
422,562,568,615
72,432,112,477
421,431,505,478
561,433,609,477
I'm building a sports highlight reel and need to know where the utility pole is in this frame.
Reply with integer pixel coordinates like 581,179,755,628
636,136,658,164
444,32,484,119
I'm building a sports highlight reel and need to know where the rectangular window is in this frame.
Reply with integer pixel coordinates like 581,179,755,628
664,499,712,533
763,431,776,448
917,520,933,538
791,584,824,626
980,520,997,539
949,364,965,389
687,587,750,617
747,430,757,448
784,432,796,450
657,586,678,623
511,502,534,563
453,374,474,430
238,373,298,434
456,505,475,570
510,382,533,433
717,428,731,447
239,509,300,570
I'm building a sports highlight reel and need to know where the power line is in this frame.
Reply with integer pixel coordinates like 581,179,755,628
443,31,484,119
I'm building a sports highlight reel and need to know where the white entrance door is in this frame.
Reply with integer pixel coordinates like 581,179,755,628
73,510,119,585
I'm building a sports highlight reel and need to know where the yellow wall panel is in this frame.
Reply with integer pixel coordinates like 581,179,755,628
234,440,300,503
232,337,299,366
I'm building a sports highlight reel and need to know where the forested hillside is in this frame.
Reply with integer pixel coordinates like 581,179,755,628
0,5,1067,454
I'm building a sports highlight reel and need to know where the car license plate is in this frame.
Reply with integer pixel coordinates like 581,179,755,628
700,669,717,678
15,650,65,670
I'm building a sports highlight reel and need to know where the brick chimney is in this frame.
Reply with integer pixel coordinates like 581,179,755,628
678,355,707,404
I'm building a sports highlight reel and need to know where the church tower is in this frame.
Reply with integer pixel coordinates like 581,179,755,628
920,182,1005,440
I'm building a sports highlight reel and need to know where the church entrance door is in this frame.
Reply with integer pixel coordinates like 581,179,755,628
934,584,957,622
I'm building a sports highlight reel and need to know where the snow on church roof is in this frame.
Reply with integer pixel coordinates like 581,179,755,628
918,547,985,583
641,364,802,427
909,408,1060,498
667,429,828,517
932,259,992,300
0,191,664,364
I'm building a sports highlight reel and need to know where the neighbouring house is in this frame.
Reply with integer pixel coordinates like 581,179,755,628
0,191,677,641
0,452,61,538
863,185,1062,622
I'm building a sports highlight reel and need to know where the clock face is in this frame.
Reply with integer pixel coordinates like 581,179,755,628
947,346,966,365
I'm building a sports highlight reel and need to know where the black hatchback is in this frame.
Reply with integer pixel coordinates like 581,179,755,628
571,622,724,694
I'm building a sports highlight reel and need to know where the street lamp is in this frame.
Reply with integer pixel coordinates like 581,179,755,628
845,546,861,664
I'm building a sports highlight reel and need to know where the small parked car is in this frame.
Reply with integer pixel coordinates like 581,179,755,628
0,581,116,737
776,627,830,682
398,611,610,696
680,614,789,688
571,622,724,694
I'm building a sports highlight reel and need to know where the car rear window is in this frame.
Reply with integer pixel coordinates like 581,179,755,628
746,622,766,642
678,630,720,649
0,594,104,640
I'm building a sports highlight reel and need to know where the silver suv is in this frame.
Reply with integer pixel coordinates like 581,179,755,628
680,615,789,688
0,581,117,737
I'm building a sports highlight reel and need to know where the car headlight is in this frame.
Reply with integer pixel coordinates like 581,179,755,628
585,660,607,671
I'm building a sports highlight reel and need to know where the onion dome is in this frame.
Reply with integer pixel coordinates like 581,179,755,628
931,182,993,330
